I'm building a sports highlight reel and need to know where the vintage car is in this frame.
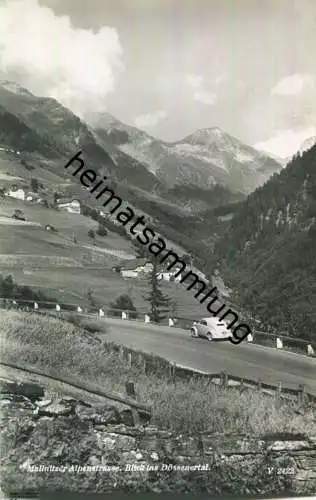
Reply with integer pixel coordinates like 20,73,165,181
190,317,232,341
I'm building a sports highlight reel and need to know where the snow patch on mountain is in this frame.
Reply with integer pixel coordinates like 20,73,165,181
165,143,227,170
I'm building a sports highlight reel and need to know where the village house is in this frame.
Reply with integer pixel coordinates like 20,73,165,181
5,186,26,201
120,258,153,279
57,198,81,214
25,191,41,202
157,271,175,281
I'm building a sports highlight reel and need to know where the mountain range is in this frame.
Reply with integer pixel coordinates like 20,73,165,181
89,111,282,194
0,79,315,341
0,80,282,196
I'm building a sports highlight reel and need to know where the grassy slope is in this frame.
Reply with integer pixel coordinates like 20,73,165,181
0,149,207,317
1,309,314,435
0,148,222,318
0,196,207,316
0,151,67,187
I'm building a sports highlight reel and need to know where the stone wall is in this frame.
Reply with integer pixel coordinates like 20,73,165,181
0,379,315,497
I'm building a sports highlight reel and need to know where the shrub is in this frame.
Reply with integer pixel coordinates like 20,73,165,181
96,224,108,237
65,313,105,334
108,294,138,319
30,178,39,192
88,229,95,240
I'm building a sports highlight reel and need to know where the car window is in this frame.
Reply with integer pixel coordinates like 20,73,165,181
200,320,207,326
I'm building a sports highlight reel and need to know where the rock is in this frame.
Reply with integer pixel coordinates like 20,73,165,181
0,378,44,401
0,398,12,407
37,416,54,422
60,396,78,404
268,440,311,452
119,409,135,427
1,393,34,406
104,424,144,437
76,404,120,425
88,455,101,466
37,401,74,417
36,399,52,407
138,409,152,426
102,436,116,450
106,433,136,452
51,443,67,458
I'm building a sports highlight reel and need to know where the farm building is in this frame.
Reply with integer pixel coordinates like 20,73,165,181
25,191,41,202
5,187,26,200
121,258,153,279
157,271,174,281
57,199,81,214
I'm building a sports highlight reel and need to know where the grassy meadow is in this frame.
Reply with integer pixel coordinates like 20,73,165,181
0,196,208,316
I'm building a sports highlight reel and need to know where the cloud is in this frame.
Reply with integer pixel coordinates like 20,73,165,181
0,0,124,117
134,110,167,129
185,73,217,105
271,74,315,96
194,90,217,105
185,73,203,88
215,76,223,85
253,126,316,158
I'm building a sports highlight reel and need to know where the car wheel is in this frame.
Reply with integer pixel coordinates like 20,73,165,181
190,328,197,337
207,331,213,341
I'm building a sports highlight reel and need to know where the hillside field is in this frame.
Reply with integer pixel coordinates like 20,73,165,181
0,196,208,318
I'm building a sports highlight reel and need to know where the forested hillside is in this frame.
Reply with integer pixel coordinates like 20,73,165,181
213,146,316,341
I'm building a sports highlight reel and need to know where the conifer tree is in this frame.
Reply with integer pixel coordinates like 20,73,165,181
145,259,171,323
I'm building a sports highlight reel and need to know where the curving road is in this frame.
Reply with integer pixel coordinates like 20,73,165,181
101,318,316,396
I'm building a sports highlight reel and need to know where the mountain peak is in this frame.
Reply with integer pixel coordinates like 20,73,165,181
192,126,224,138
179,126,227,147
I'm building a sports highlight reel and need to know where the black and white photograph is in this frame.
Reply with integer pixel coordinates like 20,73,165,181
0,0,315,498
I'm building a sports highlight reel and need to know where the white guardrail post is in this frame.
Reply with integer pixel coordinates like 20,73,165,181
2,297,315,358
276,337,283,349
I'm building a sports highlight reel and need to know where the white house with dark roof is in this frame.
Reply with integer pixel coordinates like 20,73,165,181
57,198,81,214
121,258,153,278
5,186,26,200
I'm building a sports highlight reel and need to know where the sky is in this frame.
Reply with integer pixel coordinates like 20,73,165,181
0,0,315,158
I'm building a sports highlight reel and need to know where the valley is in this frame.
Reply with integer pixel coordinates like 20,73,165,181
0,79,315,344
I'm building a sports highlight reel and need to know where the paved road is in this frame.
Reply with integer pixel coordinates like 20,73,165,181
101,318,316,396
